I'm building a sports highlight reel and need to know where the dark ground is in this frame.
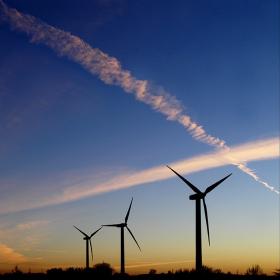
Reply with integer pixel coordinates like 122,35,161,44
0,264,279,280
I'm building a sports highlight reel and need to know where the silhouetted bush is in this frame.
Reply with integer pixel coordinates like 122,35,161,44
11,266,23,275
0,264,278,280
93,262,114,278
149,269,157,275
246,265,264,276
274,269,280,277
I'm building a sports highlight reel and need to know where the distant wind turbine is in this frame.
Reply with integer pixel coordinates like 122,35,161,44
167,165,232,271
103,198,141,274
73,226,102,269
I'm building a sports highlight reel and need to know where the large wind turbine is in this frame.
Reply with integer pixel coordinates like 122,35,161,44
103,198,141,274
167,166,231,271
74,226,102,269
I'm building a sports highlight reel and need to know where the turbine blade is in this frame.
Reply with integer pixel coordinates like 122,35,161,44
204,173,232,195
166,165,202,194
202,198,210,246
125,197,133,223
126,226,141,252
90,227,102,238
89,239,93,263
102,223,122,227
73,226,89,238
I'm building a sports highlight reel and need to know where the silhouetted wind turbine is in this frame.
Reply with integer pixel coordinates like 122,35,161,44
103,198,141,274
167,165,231,271
74,226,102,269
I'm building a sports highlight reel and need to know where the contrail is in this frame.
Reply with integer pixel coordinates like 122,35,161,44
0,1,278,192
0,137,278,214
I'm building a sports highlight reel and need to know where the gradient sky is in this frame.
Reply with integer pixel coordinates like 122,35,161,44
0,0,279,275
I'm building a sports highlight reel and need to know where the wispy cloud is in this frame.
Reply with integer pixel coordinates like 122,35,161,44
0,243,27,264
0,220,50,254
0,243,44,271
0,137,278,214
16,220,49,231
0,0,277,192
57,137,279,202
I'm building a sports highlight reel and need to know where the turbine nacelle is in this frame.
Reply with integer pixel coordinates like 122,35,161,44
189,193,205,200
115,223,127,228
101,222,127,228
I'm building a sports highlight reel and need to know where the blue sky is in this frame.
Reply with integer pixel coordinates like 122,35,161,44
0,0,279,274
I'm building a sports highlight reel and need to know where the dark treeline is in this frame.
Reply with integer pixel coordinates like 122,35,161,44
0,264,279,280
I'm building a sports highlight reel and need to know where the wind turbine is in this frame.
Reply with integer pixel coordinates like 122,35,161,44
73,226,102,269
167,165,231,271
103,198,141,274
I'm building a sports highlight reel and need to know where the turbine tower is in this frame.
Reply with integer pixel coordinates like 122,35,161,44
167,166,231,271
74,226,102,269
103,198,141,274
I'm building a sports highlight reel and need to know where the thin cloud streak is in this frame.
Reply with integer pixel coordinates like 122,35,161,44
0,137,278,214
0,243,44,271
0,0,277,191
0,243,27,264
115,259,195,269
16,220,49,231
58,136,279,203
